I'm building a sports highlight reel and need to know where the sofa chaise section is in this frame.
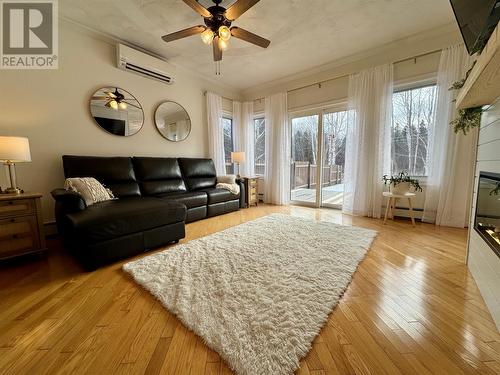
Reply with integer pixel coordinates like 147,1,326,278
52,155,187,269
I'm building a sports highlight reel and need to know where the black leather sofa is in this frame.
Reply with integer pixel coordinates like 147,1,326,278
52,155,244,269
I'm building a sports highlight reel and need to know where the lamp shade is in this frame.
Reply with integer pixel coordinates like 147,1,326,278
231,151,245,163
0,136,31,162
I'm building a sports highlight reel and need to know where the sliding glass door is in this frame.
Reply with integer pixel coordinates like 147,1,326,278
320,111,348,208
290,108,349,209
290,114,319,204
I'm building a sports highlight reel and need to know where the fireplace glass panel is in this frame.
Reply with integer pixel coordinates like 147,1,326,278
475,172,500,257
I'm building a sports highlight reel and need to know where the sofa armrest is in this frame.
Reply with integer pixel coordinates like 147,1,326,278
51,188,87,236
51,188,87,212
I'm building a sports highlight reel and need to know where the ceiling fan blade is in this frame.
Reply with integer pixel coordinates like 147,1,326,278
230,27,270,48
182,0,211,18
91,96,109,100
225,0,260,20
162,25,206,42
213,36,222,61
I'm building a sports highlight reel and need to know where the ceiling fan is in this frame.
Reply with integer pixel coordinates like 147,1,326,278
91,88,141,110
161,0,270,62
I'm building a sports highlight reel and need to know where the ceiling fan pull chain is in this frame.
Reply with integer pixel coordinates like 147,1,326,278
215,61,222,76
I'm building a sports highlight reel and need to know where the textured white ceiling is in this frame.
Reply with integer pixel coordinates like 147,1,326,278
60,0,455,90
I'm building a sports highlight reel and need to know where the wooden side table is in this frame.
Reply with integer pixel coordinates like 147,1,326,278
383,192,416,227
243,176,259,207
0,193,46,260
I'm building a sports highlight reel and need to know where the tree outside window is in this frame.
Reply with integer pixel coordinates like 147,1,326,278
392,85,437,176
221,117,234,174
254,118,265,175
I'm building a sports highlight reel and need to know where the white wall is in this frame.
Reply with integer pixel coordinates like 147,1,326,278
0,20,239,222
467,97,500,331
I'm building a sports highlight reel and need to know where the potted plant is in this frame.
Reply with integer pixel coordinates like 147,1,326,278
382,172,423,194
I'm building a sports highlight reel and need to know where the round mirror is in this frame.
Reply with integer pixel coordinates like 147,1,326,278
89,86,144,136
154,101,191,142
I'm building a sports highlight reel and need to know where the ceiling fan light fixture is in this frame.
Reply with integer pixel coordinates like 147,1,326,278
218,26,231,42
218,37,228,51
162,0,270,65
106,100,118,110
118,102,127,110
201,28,214,45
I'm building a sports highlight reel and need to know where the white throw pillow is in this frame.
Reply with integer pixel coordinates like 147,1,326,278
64,177,115,206
217,175,237,184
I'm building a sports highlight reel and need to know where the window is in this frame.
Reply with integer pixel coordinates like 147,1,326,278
322,110,349,169
254,117,265,175
392,84,437,176
221,117,234,174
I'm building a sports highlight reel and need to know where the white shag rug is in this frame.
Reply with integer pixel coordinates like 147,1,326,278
123,214,377,375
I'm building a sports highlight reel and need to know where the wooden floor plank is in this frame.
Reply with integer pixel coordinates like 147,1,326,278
0,205,498,375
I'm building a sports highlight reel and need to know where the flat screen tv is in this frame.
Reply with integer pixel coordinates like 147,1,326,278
450,0,500,54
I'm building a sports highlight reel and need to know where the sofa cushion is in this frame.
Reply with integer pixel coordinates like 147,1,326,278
158,191,208,209
178,158,217,191
63,155,140,198
133,157,187,195
207,200,240,217
202,188,240,205
65,197,186,244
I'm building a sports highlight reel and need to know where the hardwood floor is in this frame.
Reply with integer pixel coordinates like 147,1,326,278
0,205,499,374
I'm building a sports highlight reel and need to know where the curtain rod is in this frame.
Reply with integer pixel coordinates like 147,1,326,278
203,90,235,102
261,48,443,100
205,48,442,103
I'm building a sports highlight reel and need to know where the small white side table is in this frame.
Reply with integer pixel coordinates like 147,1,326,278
383,192,416,227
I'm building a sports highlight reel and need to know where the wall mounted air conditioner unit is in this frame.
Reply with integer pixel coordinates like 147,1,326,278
116,44,176,85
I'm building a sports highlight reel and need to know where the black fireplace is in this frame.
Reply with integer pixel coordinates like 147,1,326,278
474,172,500,258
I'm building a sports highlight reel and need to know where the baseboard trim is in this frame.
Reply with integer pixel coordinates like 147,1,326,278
386,205,424,220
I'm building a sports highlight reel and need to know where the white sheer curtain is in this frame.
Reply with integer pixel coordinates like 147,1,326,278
232,101,254,177
264,92,289,205
343,64,393,218
422,44,476,227
206,92,225,175
232,100,242,153
240,101,255,176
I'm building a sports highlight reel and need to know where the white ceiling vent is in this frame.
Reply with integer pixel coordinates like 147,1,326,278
116,44,175,85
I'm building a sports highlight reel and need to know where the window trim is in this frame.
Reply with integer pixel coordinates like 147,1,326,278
393,74,437,93
288,98,348,116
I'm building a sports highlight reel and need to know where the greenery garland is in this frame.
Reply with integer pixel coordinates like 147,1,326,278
449,76,484,135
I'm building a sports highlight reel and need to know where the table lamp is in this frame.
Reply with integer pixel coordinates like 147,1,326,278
231,151,245,178
0,136,31,194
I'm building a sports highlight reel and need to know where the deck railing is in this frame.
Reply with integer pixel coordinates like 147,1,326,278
290,162,343,190
225,162,342,190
